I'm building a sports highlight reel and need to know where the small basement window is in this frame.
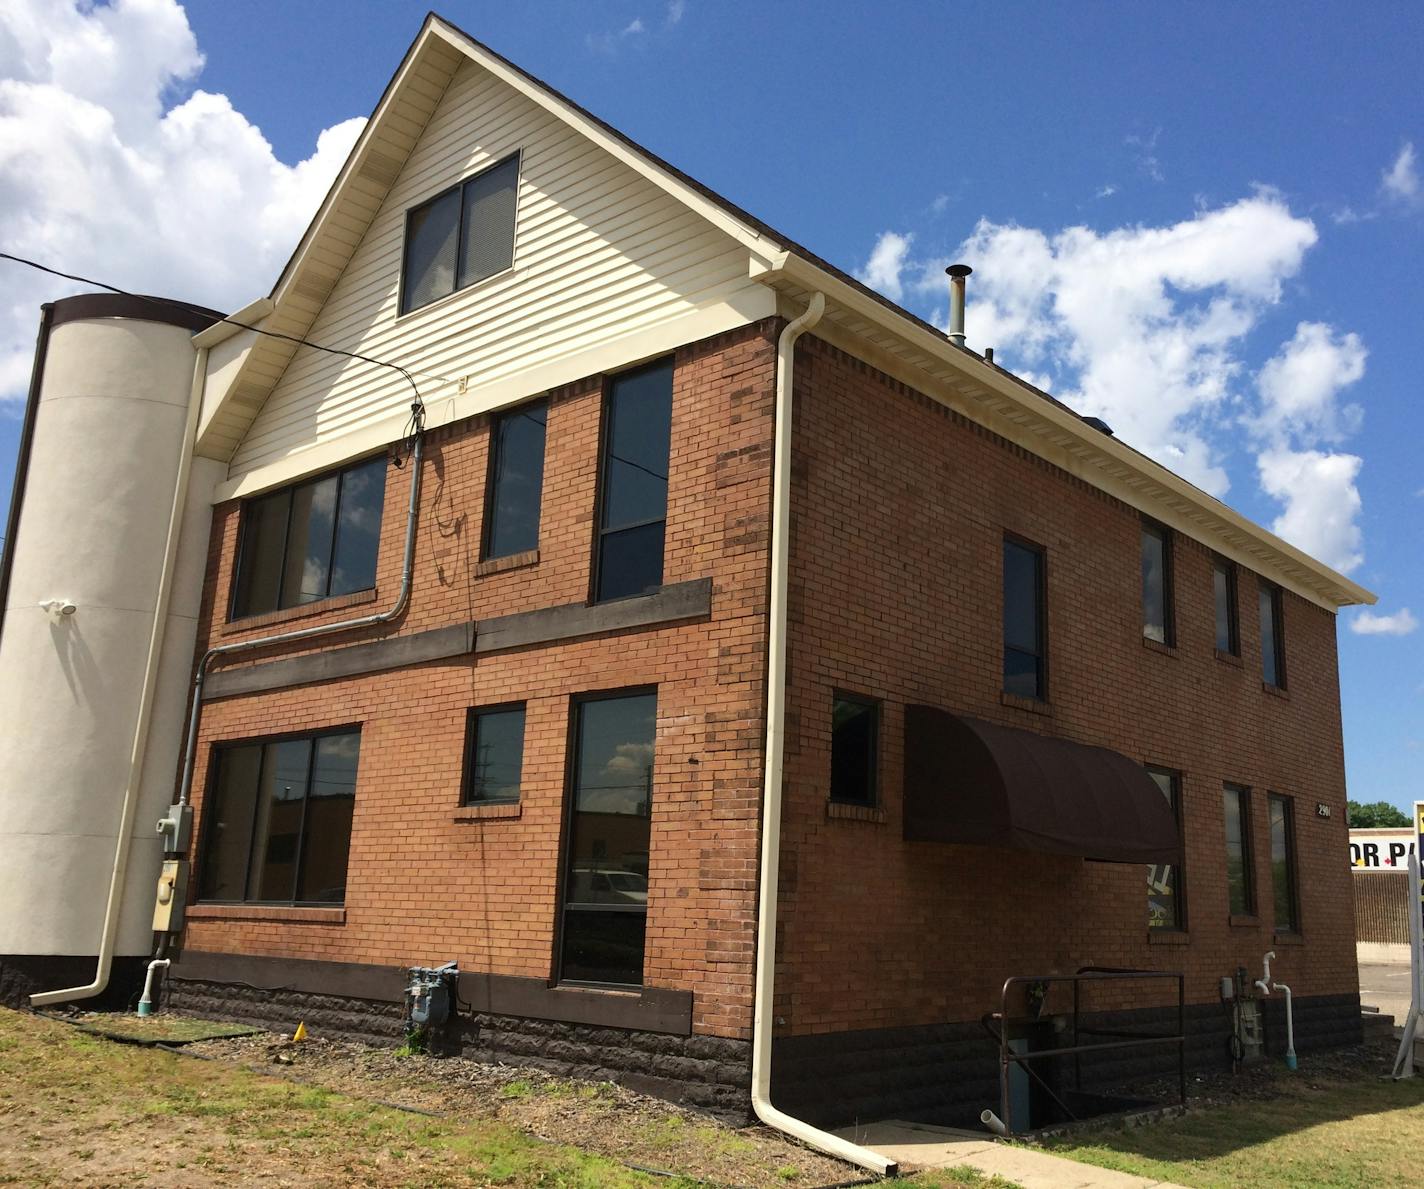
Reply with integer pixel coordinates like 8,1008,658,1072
400,154,519,314
830,693,879,807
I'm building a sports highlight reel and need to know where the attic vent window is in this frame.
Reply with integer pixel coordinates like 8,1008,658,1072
400,153,519,314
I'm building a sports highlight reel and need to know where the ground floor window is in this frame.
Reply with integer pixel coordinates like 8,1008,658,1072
1223,783,1254,916
830,692,879,806
1146,766,1184,930
1269,793,1299,932
198,728,361,905
558,691,656,985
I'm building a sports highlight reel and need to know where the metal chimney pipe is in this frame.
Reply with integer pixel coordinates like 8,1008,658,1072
946,264,972,347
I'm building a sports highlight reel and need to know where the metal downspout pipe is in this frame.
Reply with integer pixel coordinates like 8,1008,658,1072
750,293,897,1176
31,347,209,1007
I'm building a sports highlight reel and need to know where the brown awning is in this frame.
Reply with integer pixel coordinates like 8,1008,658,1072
903,705,1180,863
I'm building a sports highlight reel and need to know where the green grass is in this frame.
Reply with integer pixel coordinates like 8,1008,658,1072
1042,1074,1424,1188
63,1012,262,1045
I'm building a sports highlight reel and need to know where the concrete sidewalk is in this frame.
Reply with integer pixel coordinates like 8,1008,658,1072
833,1119,1191,1188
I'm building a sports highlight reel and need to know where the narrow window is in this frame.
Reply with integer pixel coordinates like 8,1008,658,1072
231,455,386,619
830,694,879,806
559,691,656,985
400,154,519,314
1269,794,1299,932
1003,537,1046,700
1260,582,1286,688
1146,767,1184,930
594,359,672,602
1213,557,1239,655
1223,783,1254,916
483,400,547,559
462,705,526,804
1141,520,1174,645
198,729,360,905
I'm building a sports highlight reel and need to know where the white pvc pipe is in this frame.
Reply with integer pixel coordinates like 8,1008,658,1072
748,293,896,1177
1275,983,1296,1069
137,958,170,1017
31,347,208,1008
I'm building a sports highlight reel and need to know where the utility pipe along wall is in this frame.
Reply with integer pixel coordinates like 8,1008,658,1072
0,295,220,1004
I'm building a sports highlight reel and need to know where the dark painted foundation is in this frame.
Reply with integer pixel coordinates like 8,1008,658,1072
164,976,752,1122
0,954,149,1010
772,993,1363,1131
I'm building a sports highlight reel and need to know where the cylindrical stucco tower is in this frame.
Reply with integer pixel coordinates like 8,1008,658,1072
0,293,222,1006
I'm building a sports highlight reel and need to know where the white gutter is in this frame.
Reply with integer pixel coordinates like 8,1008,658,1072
32,348,209,1007
749,293,897,1177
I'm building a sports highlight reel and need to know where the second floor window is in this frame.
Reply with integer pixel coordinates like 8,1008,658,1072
595,359,672,602
1141,520,1174,645
401,154,519,314
1260,582,1286,688
198,729,361,905
1223,783,1254,916
484,401,547,559
1213,557,1239,655
231,455,386,619
1003,537,1046,700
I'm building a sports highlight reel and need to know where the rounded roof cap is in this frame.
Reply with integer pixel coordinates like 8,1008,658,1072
49,292,223,334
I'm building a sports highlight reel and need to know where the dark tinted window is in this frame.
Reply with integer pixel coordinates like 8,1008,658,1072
1269,794,1299,932
463,706,526,804
1213,558,1239,655
1260,583,1286,688
231,456,386,618
1003,538,1046,700
1146,767,1183,930
1223,784,1254,916
595,360,672,602
560,692,656,985
484,402,546,559
401,155,518,314
1142,521,1173,644
199,730,360,905
830,695,879,806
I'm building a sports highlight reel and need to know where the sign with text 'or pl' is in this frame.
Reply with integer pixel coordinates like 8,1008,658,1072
1350,828,1418,870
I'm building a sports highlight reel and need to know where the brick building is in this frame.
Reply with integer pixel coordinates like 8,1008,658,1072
0,14,1375,1171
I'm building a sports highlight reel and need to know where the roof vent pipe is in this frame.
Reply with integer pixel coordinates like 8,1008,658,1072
946,263,972,347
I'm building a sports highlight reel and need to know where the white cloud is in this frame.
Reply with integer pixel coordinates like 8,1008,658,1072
0,0,364,401
1126,128,1164,182
857,230,913,303
588,14,648,52
666,0,687,26
1350,608,1419,637
1254,321,1366,444
1381,142,1420,204
1096,184,1118,199
1257,448,1364,573
909,192,1318,495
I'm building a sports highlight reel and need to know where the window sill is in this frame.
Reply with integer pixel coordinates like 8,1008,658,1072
475,549,539,578
1262,682,1290,700
1142,636,1178,658
826,800,887,824
186,904,345,924
1148,929,1190,945
223,587,379,634
1229,913,1260,928
1000,690,1051,716
1214,648,1243,667
1272,931,1305,946
454,802,522,822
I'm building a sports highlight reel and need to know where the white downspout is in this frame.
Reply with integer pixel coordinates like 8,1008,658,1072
750,293,897,1177
31,347,208,1007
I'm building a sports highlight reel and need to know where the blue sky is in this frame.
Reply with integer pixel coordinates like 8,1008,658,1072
0,1,1419,809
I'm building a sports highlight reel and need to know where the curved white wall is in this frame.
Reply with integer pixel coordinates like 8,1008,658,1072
0,308,216,959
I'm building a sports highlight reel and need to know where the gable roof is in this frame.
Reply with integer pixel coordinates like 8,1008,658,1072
196,12,1374,611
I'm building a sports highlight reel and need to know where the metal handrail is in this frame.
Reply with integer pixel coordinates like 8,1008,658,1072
993,969,1186,1134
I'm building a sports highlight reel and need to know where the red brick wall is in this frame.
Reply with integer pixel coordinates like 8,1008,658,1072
181,321,779,1040
777,336,1358,1035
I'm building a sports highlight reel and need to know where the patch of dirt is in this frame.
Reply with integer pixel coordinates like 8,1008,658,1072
184,1025,862,1187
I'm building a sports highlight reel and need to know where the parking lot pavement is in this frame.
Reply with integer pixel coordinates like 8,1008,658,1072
1359,962,1413,1024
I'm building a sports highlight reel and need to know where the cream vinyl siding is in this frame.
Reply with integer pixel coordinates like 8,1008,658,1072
231,57,758,476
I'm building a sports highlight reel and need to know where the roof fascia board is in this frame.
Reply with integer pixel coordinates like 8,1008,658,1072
192,296,273,349
766,254,1375,611
427,19,774,256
